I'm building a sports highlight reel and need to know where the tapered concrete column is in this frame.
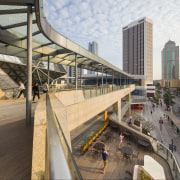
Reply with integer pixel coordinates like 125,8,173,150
113,100,121,122
26,5,32,126
126,93,131,117
75,53,77,89
101,65,103,94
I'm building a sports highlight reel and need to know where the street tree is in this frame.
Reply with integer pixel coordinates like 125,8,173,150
142,121,155,132
163,89,175,109
154,93,161,105
156,86,162,94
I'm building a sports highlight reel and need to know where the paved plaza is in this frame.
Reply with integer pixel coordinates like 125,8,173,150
143,99,180,166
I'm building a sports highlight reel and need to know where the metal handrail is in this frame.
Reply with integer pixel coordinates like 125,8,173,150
46,94,82,180
156,141,180,179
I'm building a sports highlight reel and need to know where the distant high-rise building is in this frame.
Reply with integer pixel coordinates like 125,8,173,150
87,41,98,75
69,66,84,84
162,40,179,80
123,17,153,85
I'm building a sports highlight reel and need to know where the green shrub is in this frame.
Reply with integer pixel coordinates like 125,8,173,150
134,120,140,127
81,120,109,149
141,170,152,180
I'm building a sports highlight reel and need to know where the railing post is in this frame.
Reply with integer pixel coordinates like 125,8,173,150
175,164,178,178
173,159,175,171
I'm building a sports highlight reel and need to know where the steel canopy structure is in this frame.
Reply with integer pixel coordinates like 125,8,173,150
0,59,66,87
0,0,132,124
0,0,131,77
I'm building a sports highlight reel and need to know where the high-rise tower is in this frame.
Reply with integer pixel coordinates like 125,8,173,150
87,41,98,75
162,40,179,80
123,17,153,85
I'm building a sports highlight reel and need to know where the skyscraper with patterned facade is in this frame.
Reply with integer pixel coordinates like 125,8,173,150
123,17,153,85
162,40,179,80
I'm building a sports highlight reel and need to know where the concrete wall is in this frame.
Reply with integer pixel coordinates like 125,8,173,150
55,90,84,106
55,84,135,132
0,89,5,100
31,95,47,180
48,93,71,149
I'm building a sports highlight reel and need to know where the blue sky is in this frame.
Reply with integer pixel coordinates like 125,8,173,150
43,0,180,80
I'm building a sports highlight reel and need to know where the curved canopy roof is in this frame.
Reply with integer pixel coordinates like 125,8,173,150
0,0,131,78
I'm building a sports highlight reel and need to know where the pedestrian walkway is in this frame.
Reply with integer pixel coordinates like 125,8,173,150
144,100,180,166
0,100,36,180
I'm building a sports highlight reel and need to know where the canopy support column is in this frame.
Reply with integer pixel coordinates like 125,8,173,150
101,65,103,94
112,71,114,91
80,67,82,89
48,55,50,86
75,53,77,90
26,5,32,126
97,72,98,88
119,74,121,88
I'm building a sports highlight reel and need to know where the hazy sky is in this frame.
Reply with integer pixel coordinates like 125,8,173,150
43,0,180,80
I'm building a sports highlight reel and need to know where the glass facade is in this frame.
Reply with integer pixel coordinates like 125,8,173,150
162,41,179,80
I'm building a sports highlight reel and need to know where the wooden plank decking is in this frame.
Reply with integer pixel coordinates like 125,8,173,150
0,102,36,180
72,125,173,180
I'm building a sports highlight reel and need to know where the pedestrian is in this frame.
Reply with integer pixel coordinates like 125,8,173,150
43,81,49,93
164,114,166,118
17,81,26,98
102,147,108,174
151,111,152,115
119,133,124,147
128,118,132,126
33,82,40,101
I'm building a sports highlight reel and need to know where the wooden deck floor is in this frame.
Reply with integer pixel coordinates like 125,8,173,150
0,102,36,180
72,125,173,180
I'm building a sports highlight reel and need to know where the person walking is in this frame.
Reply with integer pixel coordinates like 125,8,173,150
151,111,152,115
17,81,25,98
119,133,124,147
43,81,49,93
102,147,108,174
33,82,40,101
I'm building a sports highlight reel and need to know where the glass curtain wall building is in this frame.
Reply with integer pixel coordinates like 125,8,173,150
123,17,153,85
87,41,98,75
162,40,179,80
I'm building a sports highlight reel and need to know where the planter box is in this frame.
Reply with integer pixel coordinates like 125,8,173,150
81,144,88,151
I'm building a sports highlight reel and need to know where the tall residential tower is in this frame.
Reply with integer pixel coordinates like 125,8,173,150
162,40,179,80
123,17,153,85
